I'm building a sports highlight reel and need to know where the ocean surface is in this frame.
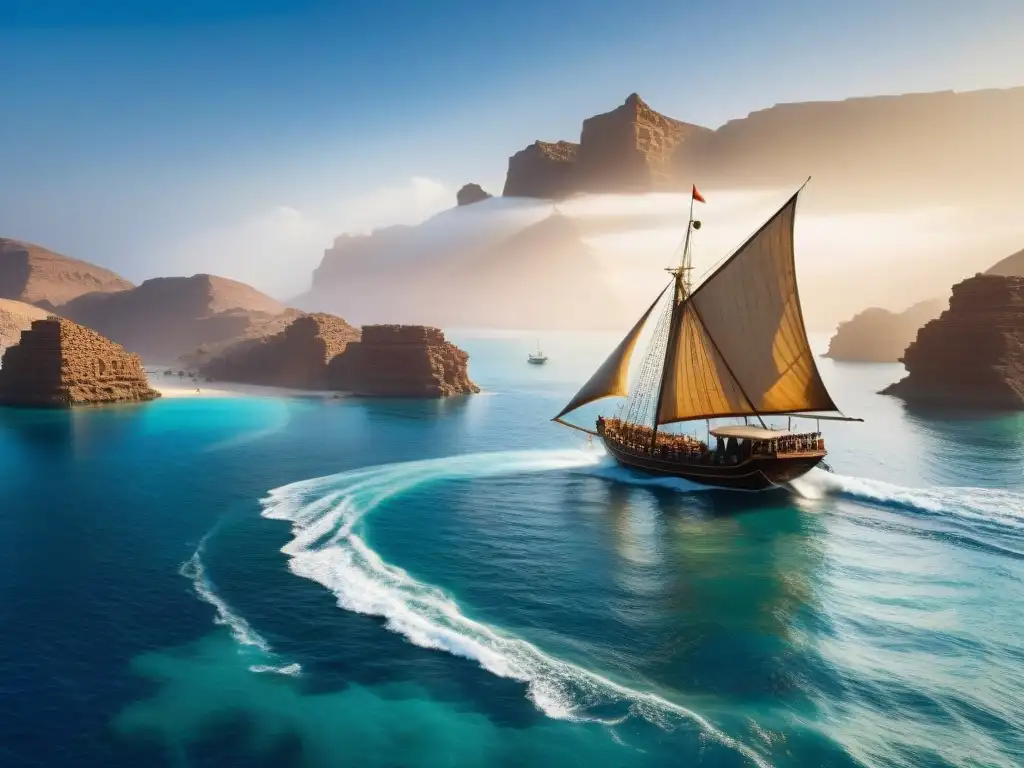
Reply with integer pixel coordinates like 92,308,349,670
1,332,1023,768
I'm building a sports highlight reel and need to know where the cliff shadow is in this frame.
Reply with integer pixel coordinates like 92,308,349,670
0,406,76,462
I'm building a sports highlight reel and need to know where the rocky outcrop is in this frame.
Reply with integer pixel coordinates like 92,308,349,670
200,313,360,390
456,183,493,206
503,141,580,198
986,247,1024,277
824,300,946,362
881,275,1024,408
0,238,133,307
503,94,710,198
500,87,1024,207
0,299,49,354
180,308,305,369
329,325,479,397
56,274,289,363
303,210,632,331
0,317,159,407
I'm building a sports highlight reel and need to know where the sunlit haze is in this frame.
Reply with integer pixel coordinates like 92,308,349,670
1,0,1023,330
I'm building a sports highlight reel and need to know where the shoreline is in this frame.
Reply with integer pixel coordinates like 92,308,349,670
149,374,346,401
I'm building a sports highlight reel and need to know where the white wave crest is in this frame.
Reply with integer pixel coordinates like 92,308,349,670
260,449,772,767
181,534,302,676
791,468,1024,531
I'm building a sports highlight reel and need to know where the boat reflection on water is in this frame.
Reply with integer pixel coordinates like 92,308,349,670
596,478,828,697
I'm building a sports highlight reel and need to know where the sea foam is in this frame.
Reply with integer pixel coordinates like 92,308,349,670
181,533,302,676
260,449,774,767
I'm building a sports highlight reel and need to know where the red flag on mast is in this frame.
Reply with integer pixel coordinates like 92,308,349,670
692,184,706,203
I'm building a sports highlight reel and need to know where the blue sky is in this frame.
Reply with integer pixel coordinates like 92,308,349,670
1,0,1021,296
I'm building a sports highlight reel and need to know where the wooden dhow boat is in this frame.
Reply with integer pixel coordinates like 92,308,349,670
552,182,861,491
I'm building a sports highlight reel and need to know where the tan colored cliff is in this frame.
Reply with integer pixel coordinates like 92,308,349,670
824,300,946,363
985,247,1024,278
0,317,159,407
0,238,133,306
328,325,479,397
503,94,710,198
57,273,290,363
200,313,360,390
881,275,1024,408
500,87,1024,207
0,299,49,353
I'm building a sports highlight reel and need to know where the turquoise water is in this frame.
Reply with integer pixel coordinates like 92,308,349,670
1,333,1023,767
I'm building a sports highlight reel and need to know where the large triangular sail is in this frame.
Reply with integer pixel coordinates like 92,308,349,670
554,284,669,422
655,190,837,425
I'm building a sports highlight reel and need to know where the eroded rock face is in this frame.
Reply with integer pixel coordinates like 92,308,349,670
824,300,946,362
500,87,1024,208
0,299,49,354
503,94,710,198
503,141,580,198
328,325,479,397
0,238,133,306
200,313,360,390
881,275,1024,408
0,317,159,407
57,273,289,363
456,183,493,206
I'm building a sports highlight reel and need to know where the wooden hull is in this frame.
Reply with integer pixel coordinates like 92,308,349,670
602,439,824,491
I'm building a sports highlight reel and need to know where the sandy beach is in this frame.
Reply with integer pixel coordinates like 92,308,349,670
148,372,344,401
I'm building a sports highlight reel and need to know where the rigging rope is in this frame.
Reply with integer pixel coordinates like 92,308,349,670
620,289,673,427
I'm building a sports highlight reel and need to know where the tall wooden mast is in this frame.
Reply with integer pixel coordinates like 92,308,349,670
649,195,696,449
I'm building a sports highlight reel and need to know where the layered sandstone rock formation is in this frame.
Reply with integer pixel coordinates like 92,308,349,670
0,299,49,354
503,141,580,199
0,238,132,306
200,313,360,390
824,300,946,363
0,317,159,407
881,275,1024,408
199,315,477,398
57,274,290,363
500,87,1024,208
456,183,493,206
503,94,711,198
328,325,479,397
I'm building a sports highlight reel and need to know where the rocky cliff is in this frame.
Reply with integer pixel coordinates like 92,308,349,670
200,313,360,390
57,273,290,363
303,210,632,330
684,87,1024,210
0,238,133,307
0,317,159,407
881,275,1024,408
824,300,946,362
456,183,493,206
503,94,710,198
328,325,479,397
0,299,49,354
985,247,1024,277
500,87,1024,208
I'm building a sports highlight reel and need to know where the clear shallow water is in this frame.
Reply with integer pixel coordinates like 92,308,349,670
1,333,1023,768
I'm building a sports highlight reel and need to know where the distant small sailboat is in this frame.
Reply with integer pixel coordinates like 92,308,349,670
527,339,548,365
